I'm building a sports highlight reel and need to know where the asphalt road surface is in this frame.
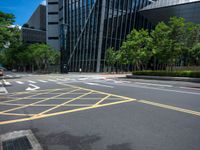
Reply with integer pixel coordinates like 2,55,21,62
0,72,200,150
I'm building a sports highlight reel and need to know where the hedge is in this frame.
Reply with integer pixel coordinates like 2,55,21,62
132,70,200,78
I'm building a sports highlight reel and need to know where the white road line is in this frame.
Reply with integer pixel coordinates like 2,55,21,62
135,82,173,87
16,81,24,84
28,80,37,84
85,82,114,88
48,79,57,82
78,78,88,81
0,87,8,94
118,83,200,95
38,80,47,83
6,75,12,78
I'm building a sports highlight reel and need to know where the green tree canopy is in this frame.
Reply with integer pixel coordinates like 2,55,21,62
120,29,152,70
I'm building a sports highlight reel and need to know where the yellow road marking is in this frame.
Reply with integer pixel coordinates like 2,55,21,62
58,83,135,100
0,88,80,114
1,82,200,126
93,95,111,106
0,99,136,125
139,100,200,117
0,103,94,107
0,112,35,116
35,91,93,116
7,88,72,96
0,89,60,104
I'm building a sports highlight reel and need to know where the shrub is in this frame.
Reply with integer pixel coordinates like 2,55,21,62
132,70,200,78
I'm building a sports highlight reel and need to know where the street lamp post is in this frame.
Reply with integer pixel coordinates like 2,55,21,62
61,24,69,74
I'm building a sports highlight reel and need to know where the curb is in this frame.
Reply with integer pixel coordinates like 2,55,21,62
126,75,200,83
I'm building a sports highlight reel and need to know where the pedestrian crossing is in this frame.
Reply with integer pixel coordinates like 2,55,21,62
0,79,58,86
3,74,34,78
0,77,128,86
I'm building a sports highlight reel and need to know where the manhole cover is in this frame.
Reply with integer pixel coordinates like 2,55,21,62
2,136,32,150
0,130,43,150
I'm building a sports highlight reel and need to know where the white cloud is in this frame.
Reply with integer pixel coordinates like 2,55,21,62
41,0,46,5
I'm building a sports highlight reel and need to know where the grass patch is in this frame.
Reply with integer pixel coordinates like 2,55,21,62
132,70,200,78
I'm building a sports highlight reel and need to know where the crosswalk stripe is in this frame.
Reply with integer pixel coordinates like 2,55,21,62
6,75,12,78
48,79,56,82
38,80,47,83
0,87,8,94
16,81,24,84
28,80,37,84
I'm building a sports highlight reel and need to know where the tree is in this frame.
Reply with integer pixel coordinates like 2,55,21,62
190,43,200,65
0,11,15,49
151,22,172,69
120,29,152,70
28,43,60,72
105,47,117,72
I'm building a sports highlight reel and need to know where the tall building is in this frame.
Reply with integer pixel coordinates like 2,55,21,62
46,0,60,50
140,0,200,24
22,4,46,44
59,0,152,72
47,0,200,72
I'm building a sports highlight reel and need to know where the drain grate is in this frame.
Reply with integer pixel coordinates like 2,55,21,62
1,130,42,150
2,136,32,150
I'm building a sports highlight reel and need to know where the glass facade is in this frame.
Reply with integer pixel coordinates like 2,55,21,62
60,0,152,72
141,0,200,25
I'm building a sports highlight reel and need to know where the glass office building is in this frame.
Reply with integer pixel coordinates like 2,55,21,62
140,0,200,24
59,0,200,72
60,0,152,72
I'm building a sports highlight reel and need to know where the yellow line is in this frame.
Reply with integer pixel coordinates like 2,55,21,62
93,95,111,106
35,91,93,116
0,99,136,125
0,88,80,114
7,87,72,96
1,89,60,104
0,112,35,116
58,82,134,100
139,100,200,117
0,102,93,107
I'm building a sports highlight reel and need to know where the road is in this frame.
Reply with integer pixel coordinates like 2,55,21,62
0,72,200,150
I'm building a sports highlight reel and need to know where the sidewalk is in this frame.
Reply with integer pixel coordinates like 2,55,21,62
126,75,200,83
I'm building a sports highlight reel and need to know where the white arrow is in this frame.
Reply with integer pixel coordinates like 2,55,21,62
2,79,11,86
26,84,40,91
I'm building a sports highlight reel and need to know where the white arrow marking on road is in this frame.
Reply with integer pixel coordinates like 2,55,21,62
26,84,40,91
85,82,113,88
2,79,11,86
16,81,24,84
28,80,37,84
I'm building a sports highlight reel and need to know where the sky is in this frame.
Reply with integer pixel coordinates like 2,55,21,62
0,0,46,26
